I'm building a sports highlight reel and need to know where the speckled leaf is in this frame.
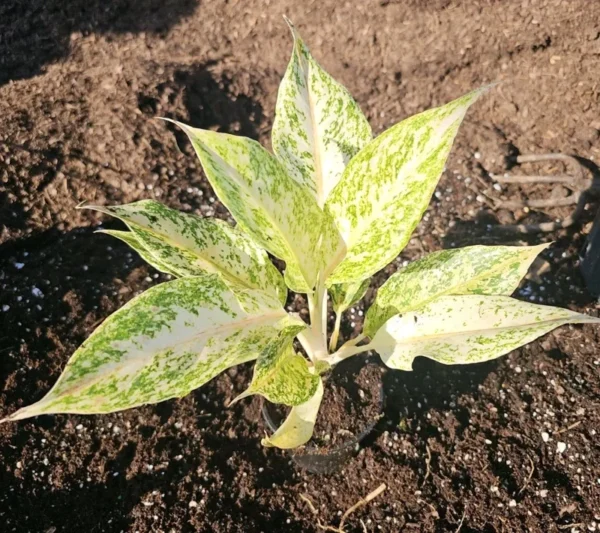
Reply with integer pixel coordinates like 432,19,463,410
98,229,180,278
88,200,287,305
272,19,372,206
262,379,324,449
232,325,319,406
326,87,490,285
364,243,548,337
330,279,370,314
372,295,600,371
2,275,299,421
168,121,345,292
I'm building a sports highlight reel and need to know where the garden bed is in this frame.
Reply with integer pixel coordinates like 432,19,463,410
1,1,600,531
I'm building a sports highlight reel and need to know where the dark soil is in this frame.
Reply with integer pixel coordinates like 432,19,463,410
2,1,600,532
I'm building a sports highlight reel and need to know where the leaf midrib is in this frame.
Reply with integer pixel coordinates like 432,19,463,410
39,308,287,407
372,315,584,350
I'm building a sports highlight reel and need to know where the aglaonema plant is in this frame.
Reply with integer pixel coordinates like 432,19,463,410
3,20,599,450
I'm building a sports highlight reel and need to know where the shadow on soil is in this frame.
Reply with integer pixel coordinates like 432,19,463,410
0,0,199,86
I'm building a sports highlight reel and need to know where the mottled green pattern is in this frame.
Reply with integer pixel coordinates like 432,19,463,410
272,20,372,206
364,243,548,337
4,275,297,420
325,88,488,285
233,325,319,406
89,200,287,305
262,379,324,449
170,121,345,292
329,279,370,314
372,295,600,371
99,230,180,278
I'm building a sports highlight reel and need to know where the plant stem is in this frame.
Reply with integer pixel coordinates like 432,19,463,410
306,276,329,360
328,312,342,352
339,333,366,349
329,340,375,365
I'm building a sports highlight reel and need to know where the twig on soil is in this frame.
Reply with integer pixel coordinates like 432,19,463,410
455,506,467,533
486,152,597,234
421,444,432,487
315,483,387,533
418,499,440,519
339,483,387,532
300,494,319,515
556,420,582,434
518,456,535,495
557,523,583,530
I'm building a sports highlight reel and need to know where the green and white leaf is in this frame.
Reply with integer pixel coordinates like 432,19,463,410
272,19,372,206
364,243,548,337
232,325,319,406
262,379,324,449
99,229,180,278
371,295,600,371
330,279,370,315
325,87,490,285
89,200,287,305
169,122,345,292
2,275,301,421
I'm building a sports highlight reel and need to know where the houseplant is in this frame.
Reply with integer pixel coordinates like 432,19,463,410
3,20,598,452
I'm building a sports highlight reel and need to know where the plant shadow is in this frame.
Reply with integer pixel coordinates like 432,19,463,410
0,0,199,86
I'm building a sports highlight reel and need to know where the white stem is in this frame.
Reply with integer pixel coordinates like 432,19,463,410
329,312,342,352
297,328,327,363
305,278,329,360
329,340,375,365
340,333,366,349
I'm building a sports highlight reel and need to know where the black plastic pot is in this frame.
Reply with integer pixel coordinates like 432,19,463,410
261,359,385,475
581,207,600,296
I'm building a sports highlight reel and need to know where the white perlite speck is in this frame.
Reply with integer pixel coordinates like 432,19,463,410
557,442,567,454
31,287,44,298
541,432,550,443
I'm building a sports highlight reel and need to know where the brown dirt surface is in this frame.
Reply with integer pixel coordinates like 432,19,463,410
2,1,600,532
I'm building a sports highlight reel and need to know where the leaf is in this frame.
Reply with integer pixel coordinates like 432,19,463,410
364,243,549,337
261,379,324,449
89,200,287,305
272,19,372,206
329,279,370,315
371,295,600,371
231,325,319,406
325,87,491,285
98,229,180,278
2,275,301,421
167,121,345,292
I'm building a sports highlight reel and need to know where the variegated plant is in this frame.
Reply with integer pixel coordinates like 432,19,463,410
3,20,598,451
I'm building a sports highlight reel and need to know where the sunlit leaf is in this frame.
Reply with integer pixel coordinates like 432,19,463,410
231,325,319,406
168,121,345,292
98,229,180,278
371,295,600,371
261,379,324,449
2,275,301,421
89,200,287,305
364,243,548,337
272,19,372,206
326,87,490,284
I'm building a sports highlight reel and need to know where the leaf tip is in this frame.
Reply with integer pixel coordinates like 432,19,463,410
0,405,37,423
227,389,253,407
